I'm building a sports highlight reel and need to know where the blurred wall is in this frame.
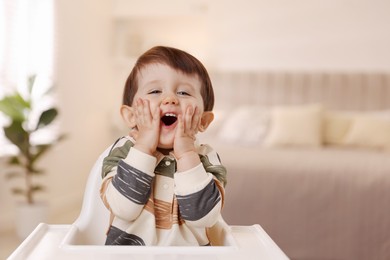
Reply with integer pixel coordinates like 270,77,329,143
46,0,115,222
207,0,390,71
1,0,390,232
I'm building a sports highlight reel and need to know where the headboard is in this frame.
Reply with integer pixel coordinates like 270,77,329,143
210,71,390,111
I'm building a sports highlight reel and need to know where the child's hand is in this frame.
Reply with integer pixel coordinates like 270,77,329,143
132,98,160,155
173,106,200,160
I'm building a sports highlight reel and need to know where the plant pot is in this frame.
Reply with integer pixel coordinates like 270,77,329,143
15,202,48,239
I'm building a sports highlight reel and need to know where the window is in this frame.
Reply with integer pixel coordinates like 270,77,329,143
0,0,55,156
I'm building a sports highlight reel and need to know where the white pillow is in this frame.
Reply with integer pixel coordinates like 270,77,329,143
264,104,323,147
217,106,270,145
344,116,390,149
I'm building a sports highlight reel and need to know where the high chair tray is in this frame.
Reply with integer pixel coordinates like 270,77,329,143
8,224,289,260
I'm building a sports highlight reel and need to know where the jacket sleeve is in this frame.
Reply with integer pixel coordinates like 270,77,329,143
174,144,227,228
100,139,156,221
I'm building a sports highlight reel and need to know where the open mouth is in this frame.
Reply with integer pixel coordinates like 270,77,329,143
161,113,177,126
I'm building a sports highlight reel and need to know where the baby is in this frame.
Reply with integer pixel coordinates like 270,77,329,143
100,46,227,246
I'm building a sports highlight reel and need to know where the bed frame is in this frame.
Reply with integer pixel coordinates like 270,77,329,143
211,71,390,110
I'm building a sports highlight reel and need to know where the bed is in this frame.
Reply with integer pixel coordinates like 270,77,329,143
198,71,390,260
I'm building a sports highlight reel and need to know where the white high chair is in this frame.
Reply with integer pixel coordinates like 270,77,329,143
8,146,289,260
63,146,112,245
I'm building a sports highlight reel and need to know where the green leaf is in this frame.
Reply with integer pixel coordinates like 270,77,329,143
4,121,30,156
36,108,58,130
0,94,30,121
14,92,31,108
0,98,19,119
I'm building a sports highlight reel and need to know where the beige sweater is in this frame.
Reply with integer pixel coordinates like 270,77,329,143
100,136,227,246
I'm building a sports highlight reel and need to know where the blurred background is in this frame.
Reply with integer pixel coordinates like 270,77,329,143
1,0,390,258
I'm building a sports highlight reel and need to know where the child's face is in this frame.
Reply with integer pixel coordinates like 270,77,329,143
133,63,206,149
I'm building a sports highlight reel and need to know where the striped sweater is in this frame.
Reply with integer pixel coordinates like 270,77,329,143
100,136,227,246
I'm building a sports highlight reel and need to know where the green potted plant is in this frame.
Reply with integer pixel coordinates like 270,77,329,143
0,75,65,238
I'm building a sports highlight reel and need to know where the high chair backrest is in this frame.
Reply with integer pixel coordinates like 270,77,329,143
72,145,112,245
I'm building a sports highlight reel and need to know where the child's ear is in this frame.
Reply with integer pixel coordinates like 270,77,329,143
120,105,137,129
198,111,214,132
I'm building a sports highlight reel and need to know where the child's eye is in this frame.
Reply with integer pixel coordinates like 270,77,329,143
148,90,161,95
177,91,190,96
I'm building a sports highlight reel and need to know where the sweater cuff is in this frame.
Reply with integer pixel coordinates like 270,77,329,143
123,147,156,176
174,163,212,195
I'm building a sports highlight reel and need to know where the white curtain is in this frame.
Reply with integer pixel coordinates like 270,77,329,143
0,0,55,154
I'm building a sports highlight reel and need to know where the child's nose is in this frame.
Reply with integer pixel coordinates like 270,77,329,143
162,95,178,105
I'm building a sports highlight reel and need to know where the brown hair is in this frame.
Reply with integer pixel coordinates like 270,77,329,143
122,46,214,111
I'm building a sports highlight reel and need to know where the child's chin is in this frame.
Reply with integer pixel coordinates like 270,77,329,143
158,134,175,150
157,140,174,150
158,144,173,150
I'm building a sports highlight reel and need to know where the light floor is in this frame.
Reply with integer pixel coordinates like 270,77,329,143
0,229,20,259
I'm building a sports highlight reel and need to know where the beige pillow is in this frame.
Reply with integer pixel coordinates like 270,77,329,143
323,111,354,145
264,104,323,147
344,116,390,149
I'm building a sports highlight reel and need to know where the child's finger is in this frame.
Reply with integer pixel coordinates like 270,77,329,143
191,106,201,132
142,99,152,123
177,114,184,135
136,98,145,124
134,99,141,124
184,106,194,132
135,99,154,126
129,128,139,140
152,106,161,126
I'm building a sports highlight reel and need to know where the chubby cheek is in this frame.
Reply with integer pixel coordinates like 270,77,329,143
145,100,159,115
